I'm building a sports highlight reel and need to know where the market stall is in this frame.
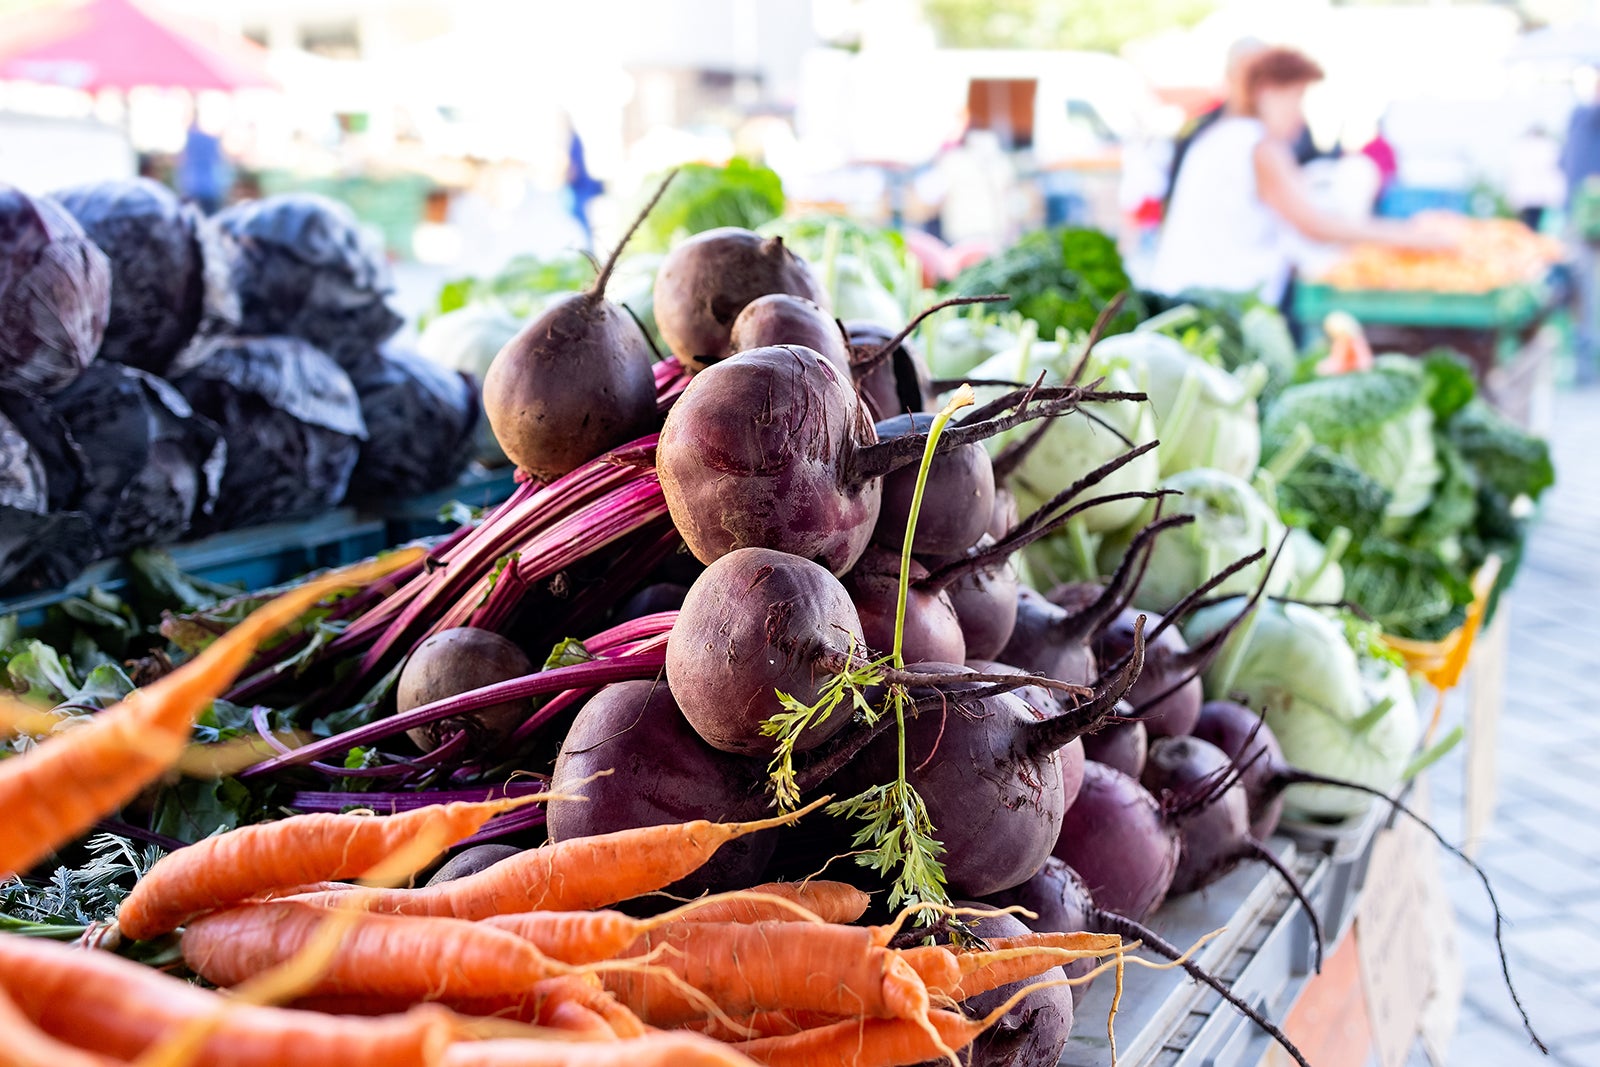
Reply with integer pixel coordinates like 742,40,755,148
0,161,1554,1067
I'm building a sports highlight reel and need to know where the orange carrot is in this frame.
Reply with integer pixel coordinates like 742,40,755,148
950,932,1123,1000
0,932,456,1067
288,798,827,920
0,981,120,1067
667,881,870,926
119,797,538,940
735,1008,984,1067
441,1032,761,1067
482,910,653,966
593,921,930,1027
295,980,649,1041
180,900,579,1000
0,552,418,878
685,1009,835,1042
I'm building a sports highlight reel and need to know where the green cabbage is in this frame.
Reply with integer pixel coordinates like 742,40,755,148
415,303,523,467
1099,468,1290,614
1262,359,1441,529
1097,330,1263,480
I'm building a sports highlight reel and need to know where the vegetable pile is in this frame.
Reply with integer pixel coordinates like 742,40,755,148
0,170,1554,1065
0,181,502,593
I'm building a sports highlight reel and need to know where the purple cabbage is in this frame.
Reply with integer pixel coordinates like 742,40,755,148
215,194,401,370
174,336,366,532
54,177,239,376
0,185,110,394
345,345,480,500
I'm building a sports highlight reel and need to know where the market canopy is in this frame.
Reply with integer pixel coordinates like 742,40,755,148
0,0,276,92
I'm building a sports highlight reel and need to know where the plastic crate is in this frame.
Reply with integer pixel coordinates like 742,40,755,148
1061,840,1326,1067
363,466,519,544
0,510,389,632
1277,801,1390,947
1376,185,1472,219
1293,280,1544,332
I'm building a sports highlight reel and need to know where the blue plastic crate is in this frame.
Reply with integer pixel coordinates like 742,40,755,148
1377,185,1472,219
0,509,389,632
364,466,519,544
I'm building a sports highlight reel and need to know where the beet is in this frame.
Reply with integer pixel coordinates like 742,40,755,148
843,546,966,665
1193,700,1287,840
1051,762,1179,921
847,320,932,419
549,679,776,895
653,228,827,371
1081,713,1148,779
872,412,995,557
395,627,534,752
1095,607,1203,738
425,844,520,886
666,547,865,755
658,344,882,575
837,635,1141,898
729,293,850,375
1140,734,1325,970
937,538,1020,660
482,184,665,482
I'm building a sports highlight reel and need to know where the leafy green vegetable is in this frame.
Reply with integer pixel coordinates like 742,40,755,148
1446,400,1555,503
151,777,262,842
1342,539,1473,641
634,160,784,255
433,252,594,321
947,227,1141,338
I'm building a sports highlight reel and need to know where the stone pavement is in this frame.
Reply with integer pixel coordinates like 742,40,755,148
1430,384,1600,1065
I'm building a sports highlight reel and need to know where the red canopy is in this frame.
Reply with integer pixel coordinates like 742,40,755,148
0,0,276,92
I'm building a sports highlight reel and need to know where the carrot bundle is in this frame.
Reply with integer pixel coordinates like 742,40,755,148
0,551,420,879
119,796,542,940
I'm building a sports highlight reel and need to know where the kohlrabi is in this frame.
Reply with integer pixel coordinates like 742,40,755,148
1097,468,1289,613
1100,329,1264,480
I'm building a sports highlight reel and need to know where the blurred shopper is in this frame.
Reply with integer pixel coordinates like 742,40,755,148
1164,37,1320,210
1359,116,1400,206
1151,47,1447,309
919,128,1015,253
565,119,603,251
1505,126,1564,234
178,117,232,216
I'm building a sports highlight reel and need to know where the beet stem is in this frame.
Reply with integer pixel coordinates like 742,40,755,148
590,168,676,298
1066,291,1130,386
1020,614,1146,756
989,416,1053,485
854,295,1011,375
1242,836,1325,973
1273,769,1548,1053
1145,548,1267,647
1088,906,1313,1067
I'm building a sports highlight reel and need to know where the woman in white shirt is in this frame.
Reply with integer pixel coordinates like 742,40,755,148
1151,47,1445,305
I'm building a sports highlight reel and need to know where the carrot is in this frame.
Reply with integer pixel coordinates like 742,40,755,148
667,881,870,926
685,1009,835,1042
595,921,931,1026
0,551,419,878
476,888,841,966
733,976,1071,1067
0,933,457,1067
735,1008,981,1067
180,899,581,1000
441,1032,762,1067
118,796,540,940
949,932,1123,1000
0,981,120,1067
295,980,649,1041
287,798,828,920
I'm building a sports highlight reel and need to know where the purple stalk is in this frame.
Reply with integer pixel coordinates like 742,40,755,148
287,781,547,812
94,820,189,852
586,610,678,651
239,651,667,779
460,806,548,844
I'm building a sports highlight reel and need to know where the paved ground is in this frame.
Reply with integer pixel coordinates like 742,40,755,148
1431,384,1600,1065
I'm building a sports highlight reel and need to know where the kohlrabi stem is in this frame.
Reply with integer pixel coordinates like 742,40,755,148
1014,318,1039,381
894,385,976,666
1290,526,1351,600
1263,423,1317,483
1067,515,1098,580
1155,363,1204,459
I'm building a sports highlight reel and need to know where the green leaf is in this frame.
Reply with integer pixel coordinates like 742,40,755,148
129,548,241,611
59,663,136,711
1446,400,1554,503
1420,350,1478,421
150,778,258,843
1342,540,1473,641
3,640,79,703
542,638,594,673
